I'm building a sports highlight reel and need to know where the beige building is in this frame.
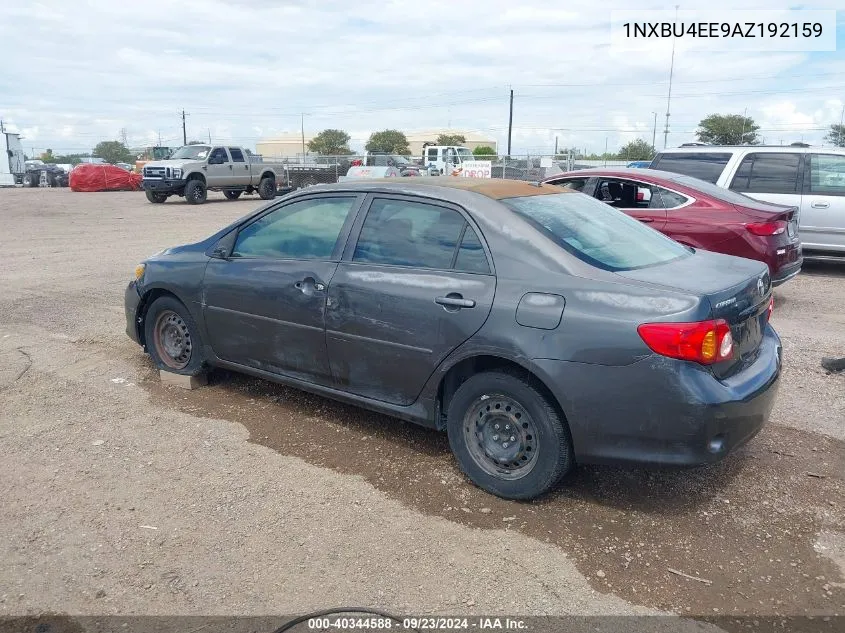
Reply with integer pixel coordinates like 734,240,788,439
255,134,313,159
406,129,498,156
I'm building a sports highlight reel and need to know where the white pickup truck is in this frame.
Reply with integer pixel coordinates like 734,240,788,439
141,145,287,204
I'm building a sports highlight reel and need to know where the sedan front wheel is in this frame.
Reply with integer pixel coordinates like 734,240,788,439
144,295,206,375
447,371,573,500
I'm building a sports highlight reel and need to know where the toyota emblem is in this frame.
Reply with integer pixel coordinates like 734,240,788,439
757,277,765,296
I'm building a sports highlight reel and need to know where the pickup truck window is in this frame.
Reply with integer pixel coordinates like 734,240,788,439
171,145,211,160
650,152,731,184
229,148,245,163
730,153,801,194
209,147,229,164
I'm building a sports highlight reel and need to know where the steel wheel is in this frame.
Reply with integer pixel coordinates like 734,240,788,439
463,395,538,480
152,310,193,370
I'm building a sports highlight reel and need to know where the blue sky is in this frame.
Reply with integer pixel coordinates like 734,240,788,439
1,1,843,156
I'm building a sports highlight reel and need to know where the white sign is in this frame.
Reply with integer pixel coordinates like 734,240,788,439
459,161,492,179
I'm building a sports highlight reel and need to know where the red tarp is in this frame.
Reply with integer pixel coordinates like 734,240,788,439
69,164,143,192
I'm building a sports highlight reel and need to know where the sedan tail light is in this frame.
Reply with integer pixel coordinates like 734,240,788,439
638,319,733,365
746,221,787,236
766,295,774,321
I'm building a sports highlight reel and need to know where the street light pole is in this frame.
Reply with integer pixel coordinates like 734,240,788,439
652,112,657,149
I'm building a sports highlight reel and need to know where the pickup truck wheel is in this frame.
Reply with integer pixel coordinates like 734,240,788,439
184,180,207,204
23,173,37,187
257,176,276,200
145,190,168,203
223,190,242,200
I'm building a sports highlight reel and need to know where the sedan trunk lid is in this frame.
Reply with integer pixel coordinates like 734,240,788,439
616,249,771,370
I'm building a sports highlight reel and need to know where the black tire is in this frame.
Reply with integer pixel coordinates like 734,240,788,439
223,190,242,200
143,295,206,376
184,179,207,204
23,173,37,187
257,176,276,200
145,190,168,203
446,370,573,500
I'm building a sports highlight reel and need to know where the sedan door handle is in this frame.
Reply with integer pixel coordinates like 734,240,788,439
637,217,654,223
294,278,325,293
811,201,830,209
435,295,476,309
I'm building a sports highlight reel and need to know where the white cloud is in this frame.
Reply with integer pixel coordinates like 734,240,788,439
0,0,842,155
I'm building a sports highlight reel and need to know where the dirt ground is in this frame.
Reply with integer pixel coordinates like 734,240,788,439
0,188,842,628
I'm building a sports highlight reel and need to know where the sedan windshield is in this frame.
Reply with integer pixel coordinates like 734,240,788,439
170,145,211,160
501,193,690,271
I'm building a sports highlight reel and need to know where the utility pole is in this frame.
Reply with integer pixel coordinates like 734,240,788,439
208,128,211,144
740,107,748,144
301,113,306,160
507,89,514,157
652,112,657,149
664,5,679,148
1,119,6,133
181,109,187,145
603,137,608,167
839,104,845,146
554,136,558,155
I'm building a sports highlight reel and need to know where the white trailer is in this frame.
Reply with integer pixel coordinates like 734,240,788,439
1,132,25,186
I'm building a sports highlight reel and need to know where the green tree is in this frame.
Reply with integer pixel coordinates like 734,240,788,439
824,123,845,147
436,133,466,146
308,129,353,155
92,140,133,164
365,130,410,154
472,145,496,157
54,154,86,165
696,113,760,145
187,140,205,145
40,149,54,162
618,139,656,161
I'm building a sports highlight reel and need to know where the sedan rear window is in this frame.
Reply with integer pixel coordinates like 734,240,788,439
501,193,690,271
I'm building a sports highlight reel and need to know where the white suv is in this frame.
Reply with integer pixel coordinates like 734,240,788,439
650,145,845,257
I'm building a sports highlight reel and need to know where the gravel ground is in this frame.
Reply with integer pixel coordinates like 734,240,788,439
0,188,842,628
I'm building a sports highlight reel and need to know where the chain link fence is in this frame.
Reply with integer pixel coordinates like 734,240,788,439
259,153,637,190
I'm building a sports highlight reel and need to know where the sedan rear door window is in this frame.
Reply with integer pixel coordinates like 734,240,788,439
501,193,690,271
353,198,471,270
232,197,357,260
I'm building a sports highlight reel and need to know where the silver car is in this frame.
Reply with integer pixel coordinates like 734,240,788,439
651,145,845,257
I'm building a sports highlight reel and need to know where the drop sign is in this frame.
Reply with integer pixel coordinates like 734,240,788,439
460,160,492,178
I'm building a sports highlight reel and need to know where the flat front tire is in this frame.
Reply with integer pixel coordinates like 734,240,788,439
143,295,206,376
447,370,573,500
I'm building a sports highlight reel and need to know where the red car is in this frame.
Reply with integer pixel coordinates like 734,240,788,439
544,168,803,286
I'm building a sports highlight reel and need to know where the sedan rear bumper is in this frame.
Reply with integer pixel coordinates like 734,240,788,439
533,326,782,467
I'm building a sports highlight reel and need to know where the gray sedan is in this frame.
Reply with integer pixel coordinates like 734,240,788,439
125,178,781,499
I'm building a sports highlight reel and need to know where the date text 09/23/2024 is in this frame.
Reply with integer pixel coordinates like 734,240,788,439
305,617,527,631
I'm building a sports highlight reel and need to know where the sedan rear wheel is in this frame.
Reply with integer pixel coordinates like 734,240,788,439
447,371,573,500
